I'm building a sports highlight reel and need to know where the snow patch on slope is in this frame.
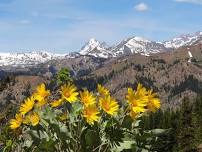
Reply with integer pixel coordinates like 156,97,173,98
164,31,202,49
111,36,167,56
0,51,67,66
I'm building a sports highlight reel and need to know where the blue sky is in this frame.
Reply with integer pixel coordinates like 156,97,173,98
0,0,202,53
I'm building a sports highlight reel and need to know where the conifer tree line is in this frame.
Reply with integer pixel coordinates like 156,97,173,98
140,96,202,152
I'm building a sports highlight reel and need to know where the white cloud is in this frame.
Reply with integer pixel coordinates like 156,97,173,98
175,0,202,4
134,3,148,12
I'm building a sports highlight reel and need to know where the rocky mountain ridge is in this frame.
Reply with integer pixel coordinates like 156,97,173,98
0,31,201,66
0,39,202,109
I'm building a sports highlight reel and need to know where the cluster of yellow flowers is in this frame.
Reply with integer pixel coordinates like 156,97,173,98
81,84,119,125
10,84,50,129
10,82,160,129
126,83,160,119
53,83,119,125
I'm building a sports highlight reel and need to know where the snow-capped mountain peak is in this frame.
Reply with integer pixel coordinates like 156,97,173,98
1,31,202,67
79,38,108,55
89,38,99,45
79,38,111,58
79,36,171,58
111,36,168,56
130,36,151,42
163,31,202,49
0,51,68,66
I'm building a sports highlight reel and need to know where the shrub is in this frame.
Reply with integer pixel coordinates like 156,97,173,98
56,68,72,86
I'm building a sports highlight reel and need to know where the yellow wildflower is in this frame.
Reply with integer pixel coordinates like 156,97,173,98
23,114,30,125
129,109,139,120
35,83,50,98
50,99,63,108
19,96,35,115
126,83,148,114
29,112,40,126
80,89,96,107
61,83,78,103
22,112,40,126
83,105,100,125
35,97,48,107
9,113,23,129
147,90,161,112
131,106,146,113
97,84,110,97
99,95,119,116
34,83,50,107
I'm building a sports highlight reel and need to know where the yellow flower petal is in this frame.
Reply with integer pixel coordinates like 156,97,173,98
147,90,161,112
19,96,35,115
132,106,146,113
129,110,139,120
29,112,40,126
83,105,100,125
97,84,110,97
126,83,148,115
35,97,48,107
23,115,30,125
61,83,78,103
80,89,96,107
50,99,63,108
99,95,119,116
9,113,23,129
34,83,50,107
36,83,50,98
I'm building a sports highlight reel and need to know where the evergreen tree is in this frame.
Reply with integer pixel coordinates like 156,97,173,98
56,68,72,86
177,97,197,152
193,96,202,145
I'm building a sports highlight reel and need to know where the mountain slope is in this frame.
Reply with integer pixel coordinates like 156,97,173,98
79,38,113,58
0,51,68,67
76,42,202,108
79,36,169,57
79,31,202,58
163,31,202,48
111,36,169,56
1,40,202,109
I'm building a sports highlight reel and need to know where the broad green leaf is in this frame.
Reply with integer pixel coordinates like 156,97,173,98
84,129,100,150
112,140,136,152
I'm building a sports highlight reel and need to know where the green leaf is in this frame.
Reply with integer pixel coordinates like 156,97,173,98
133,120,141,127
102,118,118,129
71,102,83,115
6,140,12,147
112,140,136,152
104,127,125,147
84,129,100,150
22,140,33,148
37,138,57,152
121,115,133,129
3,140,13,152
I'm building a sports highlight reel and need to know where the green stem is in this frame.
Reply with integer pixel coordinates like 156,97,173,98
120,106,129,125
